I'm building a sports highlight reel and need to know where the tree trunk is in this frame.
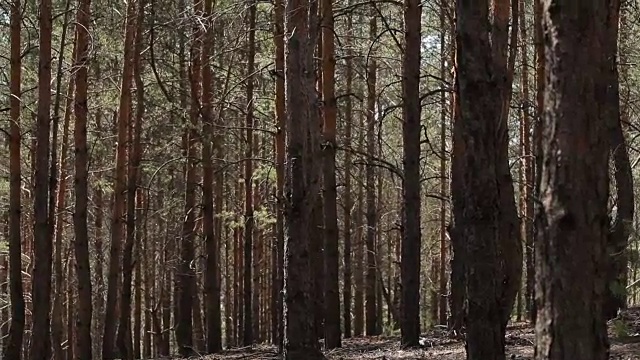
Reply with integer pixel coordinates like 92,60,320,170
103,0,136,356
452,0,520,358
437,0,448,326
283,0,325,357
5,0,25,357
202,0,222,352
273,0,286,347
535,1,610,359
50,7,73,357
400,0,422,347
243,0,257,346
73,0,94,355
353,111,365,337
530,0,544,326
117,1,144,356
603,0,634,321
519,0,534,322
321,0,340,348
175,0,201,352
31,0,54,355
342,2,354,339
365,14,379,337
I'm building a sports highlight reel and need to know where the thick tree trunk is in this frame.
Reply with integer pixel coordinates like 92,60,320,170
535,1,610,359
103,0,136,357
202,0,222,352
283,0,325,357
117,2,144,357
321,0,341,348
400,0,422,347
73,0,94,356
31,0,54,355
5,1,25,357
452,0,521,357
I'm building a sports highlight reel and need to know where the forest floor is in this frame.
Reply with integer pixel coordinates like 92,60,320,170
187,308,640,359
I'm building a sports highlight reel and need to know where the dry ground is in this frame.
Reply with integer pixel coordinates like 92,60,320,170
180,309,640,359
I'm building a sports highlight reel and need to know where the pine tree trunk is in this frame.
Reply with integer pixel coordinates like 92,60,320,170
31,0,54,355
452,0,521,357
400,0,422,347
5,0,25,357
603,0,634,321
72,0,94,355
273,0,286,346
321,0,340,348
283,0,325,357
242,0,257,346
202,0,222,352
535,1,610,359
342,1,354,339
117,2,144,356
103,0,136,356
365,14,379,337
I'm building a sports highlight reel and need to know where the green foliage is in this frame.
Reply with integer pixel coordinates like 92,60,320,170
613,318,630,338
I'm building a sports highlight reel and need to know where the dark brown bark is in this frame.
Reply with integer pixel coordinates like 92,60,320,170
175,0,200,352
365,14,379,337
243,0,257,346
31,0,54,355
202,0,222,352
50,8,73,357
5,0,25,357
273,0,286,347
400,0,422,347
603,0,634,321
321,0,340,348
353,112,365,337
103,0,136,356
342,2,354,339
534,1,610,358
283,0,325,357
117,1,144,356
73,0,93,355
92,94,105,354
452,0,521,357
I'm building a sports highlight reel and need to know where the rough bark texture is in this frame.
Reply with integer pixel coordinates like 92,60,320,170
243,0,257,346
603,0,634,321
452,0,521,358
534,0,610,359
103,1,136,357
202,0,222,352
5,1,25,358
365,14,379,337
273,0,286,347
342,4,354,338
73,0,93,356
400,0,422,347
283,0,325,357
31,0,53,356
117,1,144,357
321,0,341,348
